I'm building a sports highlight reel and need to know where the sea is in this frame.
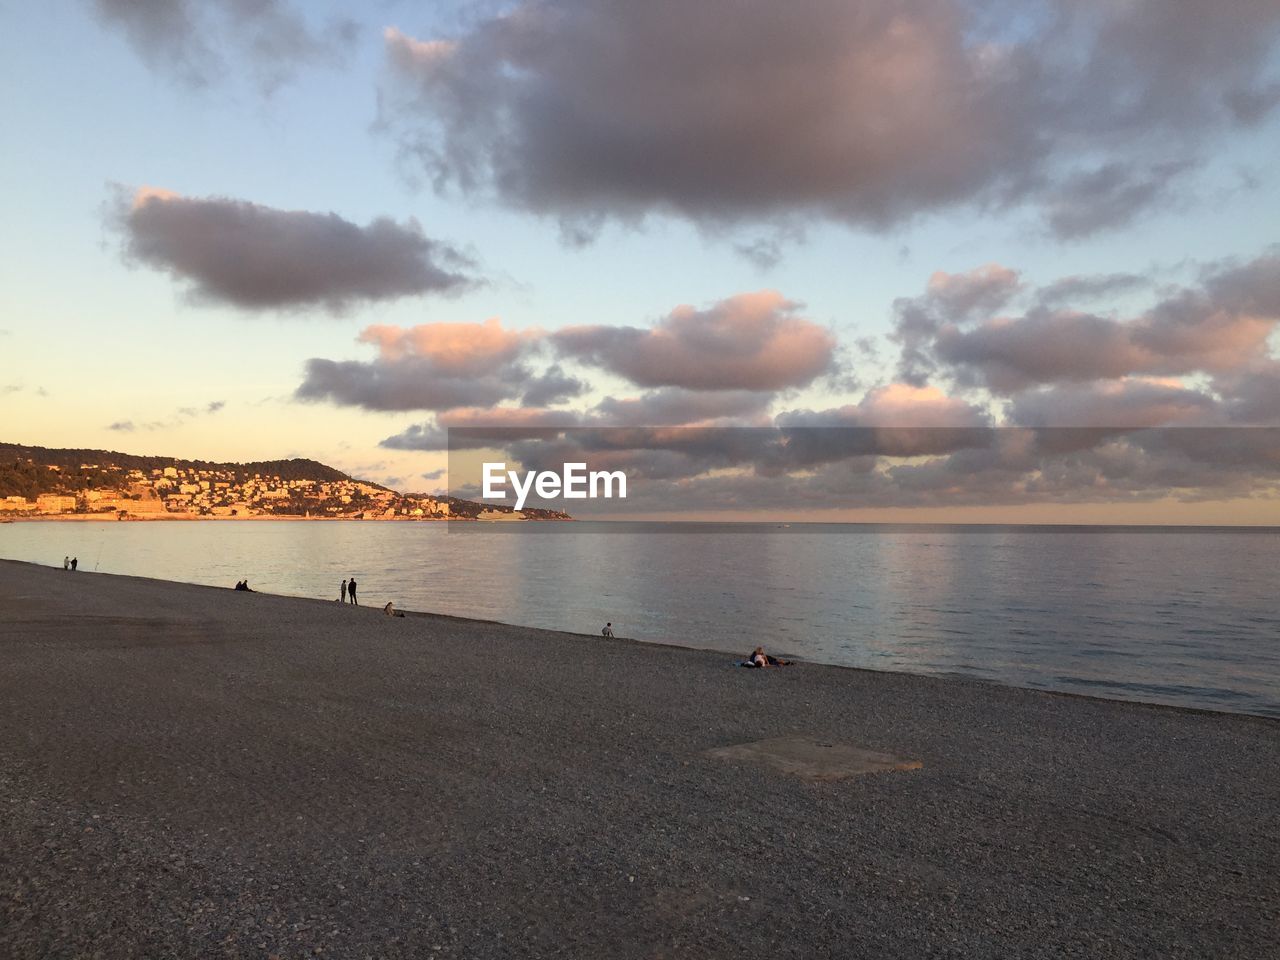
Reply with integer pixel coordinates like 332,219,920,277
2,520,1277,718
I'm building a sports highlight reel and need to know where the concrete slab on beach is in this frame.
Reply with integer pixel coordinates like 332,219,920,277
0,559,1277,958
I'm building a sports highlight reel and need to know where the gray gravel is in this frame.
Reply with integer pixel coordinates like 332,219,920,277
1,558,1277,959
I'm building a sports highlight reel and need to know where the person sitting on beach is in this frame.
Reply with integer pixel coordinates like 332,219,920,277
383,601,405,617
744,646,792,668
234,580,245,591
602,622,615,638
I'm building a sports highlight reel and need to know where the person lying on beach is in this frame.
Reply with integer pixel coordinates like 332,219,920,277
742,646,792,668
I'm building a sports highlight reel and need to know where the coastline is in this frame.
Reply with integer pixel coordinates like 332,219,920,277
0,514,574,523
2,558,1277,958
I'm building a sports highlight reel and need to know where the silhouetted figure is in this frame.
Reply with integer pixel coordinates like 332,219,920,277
348,577,358,605
70,557,78,571
602,622,614,638
234,580,254,592
341,579,348,603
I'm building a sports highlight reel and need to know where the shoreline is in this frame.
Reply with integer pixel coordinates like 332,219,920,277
2,559,1277,957
5,513,1280,529
0,514,571,523
1,557,1275,725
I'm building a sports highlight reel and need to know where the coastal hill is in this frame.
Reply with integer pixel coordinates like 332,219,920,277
0,442,569,521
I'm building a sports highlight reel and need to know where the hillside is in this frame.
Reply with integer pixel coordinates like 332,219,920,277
0,443,364,500
0,443,569,520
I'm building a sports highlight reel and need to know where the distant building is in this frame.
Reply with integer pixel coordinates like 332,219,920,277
36,494,77,514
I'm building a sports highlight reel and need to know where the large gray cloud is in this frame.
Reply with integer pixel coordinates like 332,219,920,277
894,253,1280,393
551,291,837,390
117,188,473,312
90,0,358,92
440,422,1280,514
380,0,1280,238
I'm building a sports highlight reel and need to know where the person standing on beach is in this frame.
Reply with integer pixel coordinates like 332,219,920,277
71,557,78,571
341,579,347,603
348,577,358,605
63,556,69,570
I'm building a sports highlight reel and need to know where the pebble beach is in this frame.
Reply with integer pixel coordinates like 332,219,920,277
1,558,1277,958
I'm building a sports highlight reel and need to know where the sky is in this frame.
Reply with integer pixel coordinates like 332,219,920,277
2,0,1280,520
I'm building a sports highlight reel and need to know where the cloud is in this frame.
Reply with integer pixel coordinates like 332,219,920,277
477,426,1280,514
379,0,1280,238
1032,273,1151,309
382,407,583,451
1006,379,1219,427
521,365,588,406
892,264,1021,384
552,291,837,390
781,383,991,429
1043,161,1191,239
894,253,1280,393
103,400,228,433
116,187,473,312
2,384,49,398
1214,361,1280,424
89,0,358,93
297,318,545,412
382,386,777,452
592,388,775,426
298,358,519,412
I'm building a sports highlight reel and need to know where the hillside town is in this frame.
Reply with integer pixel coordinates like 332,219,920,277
0,461,452,520
0,445,570,521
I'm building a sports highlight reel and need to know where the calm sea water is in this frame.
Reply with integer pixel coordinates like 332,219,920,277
3,520,1278,718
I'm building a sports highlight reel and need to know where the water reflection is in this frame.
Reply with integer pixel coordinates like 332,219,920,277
2,521,1277,717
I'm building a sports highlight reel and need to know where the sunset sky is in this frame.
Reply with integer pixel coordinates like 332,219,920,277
3,1,1280,519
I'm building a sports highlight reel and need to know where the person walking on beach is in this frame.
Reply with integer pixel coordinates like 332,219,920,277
70,557,78,571
341,579,348,603
602,622,614,638
347,577,358,605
